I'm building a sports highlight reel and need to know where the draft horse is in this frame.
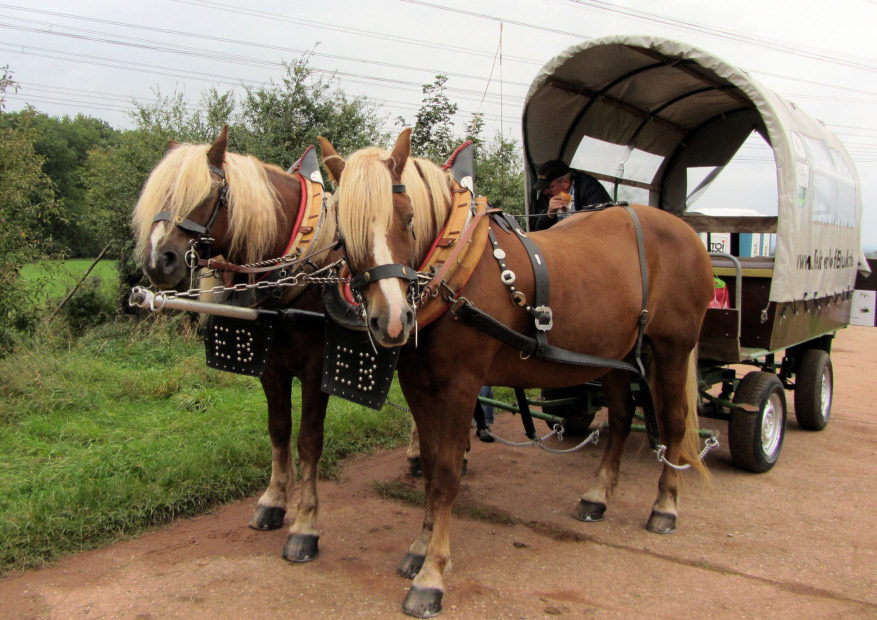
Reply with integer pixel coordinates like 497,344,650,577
319,129,715,617
132,126,338,563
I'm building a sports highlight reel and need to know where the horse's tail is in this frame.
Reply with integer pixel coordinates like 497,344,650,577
680,346,710,480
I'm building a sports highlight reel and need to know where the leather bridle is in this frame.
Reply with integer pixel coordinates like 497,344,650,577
151,162,229,258
343,183,419,293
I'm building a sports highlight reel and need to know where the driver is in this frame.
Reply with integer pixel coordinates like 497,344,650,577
531,160,611,231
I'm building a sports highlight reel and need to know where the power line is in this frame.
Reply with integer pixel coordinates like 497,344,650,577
560,0,877,72
0,16,534,90
2,1,875,147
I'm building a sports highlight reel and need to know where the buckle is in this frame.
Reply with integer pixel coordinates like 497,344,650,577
534,305,553,331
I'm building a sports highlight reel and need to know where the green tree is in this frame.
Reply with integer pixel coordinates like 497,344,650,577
236,57,387,169
474,129,525,216
84,129,169,315
0,112,120,257
401,74,458,161
0,66,58,352
132,86,236,145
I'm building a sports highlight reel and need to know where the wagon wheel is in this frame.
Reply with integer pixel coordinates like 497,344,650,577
729,371,787,473
793,349,833,431
540,386,596,436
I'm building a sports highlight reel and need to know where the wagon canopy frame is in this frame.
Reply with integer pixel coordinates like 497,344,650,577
522,34,866,304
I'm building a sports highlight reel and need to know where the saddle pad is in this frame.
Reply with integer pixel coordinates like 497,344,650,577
321,317,400,410
205,314,276,377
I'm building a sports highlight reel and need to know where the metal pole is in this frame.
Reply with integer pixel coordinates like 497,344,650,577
128,287,265,321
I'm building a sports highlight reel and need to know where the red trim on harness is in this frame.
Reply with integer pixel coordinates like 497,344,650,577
283,175,309,257
417,257,480,328
255,174,309,283
418,218,454,271
290,145,314,172
442,140,473,170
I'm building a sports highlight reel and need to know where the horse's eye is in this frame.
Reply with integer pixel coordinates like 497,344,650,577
407,216,416,240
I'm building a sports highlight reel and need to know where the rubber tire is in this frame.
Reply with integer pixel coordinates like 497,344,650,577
541,386,596,436
793,349,833,431
729,371,786,473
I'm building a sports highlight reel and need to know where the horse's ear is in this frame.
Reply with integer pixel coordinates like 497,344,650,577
318,136,345,183
207,125,229,168
389,128,412,180
167,139,180,151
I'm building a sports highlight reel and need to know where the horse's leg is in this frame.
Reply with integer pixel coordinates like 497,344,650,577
397,398,473,581
406,418,468,479
407,422,422,477
645,346,703,534
399,393,471,618
398,415,436,579
249,363,294,531
573,370,636,522
282,374,330,562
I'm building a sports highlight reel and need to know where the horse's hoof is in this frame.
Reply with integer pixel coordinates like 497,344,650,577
248,505,286,531
397,552,425,579
282,533,320,562
408,457,423,478
646,511,677,534
572,499,606,522
402,586,443,618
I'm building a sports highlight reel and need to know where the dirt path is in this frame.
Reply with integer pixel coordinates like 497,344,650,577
3,327,876,619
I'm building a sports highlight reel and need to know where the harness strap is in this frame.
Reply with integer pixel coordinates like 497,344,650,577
492,212,553,338
152,211,211,236
623,205,660,449
349,263,417,290
152,160,229,240
418,199,487,300
455,204,662,447
452,300,638,373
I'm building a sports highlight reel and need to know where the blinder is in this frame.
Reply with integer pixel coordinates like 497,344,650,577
151,162,229,255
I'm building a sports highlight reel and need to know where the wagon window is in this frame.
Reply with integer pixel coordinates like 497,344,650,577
570,137,663,204
685,132,778,218
799,134,857,227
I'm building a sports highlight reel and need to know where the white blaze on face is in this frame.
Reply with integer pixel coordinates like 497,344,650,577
149,222,168,269
371,225,408,340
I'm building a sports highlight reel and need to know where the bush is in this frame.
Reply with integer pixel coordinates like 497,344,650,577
56,276,115,334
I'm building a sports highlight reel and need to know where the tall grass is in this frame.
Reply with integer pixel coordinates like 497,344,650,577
0,314,412,574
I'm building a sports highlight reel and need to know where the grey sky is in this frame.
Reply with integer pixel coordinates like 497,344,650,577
2,0,875,247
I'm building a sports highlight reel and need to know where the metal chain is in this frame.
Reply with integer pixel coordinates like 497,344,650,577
385,399,411,413
384,400,600,454
654,432,720,470
153,257,349,301
530,427,600,453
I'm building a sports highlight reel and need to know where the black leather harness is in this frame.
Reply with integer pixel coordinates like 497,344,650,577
451,204,661,446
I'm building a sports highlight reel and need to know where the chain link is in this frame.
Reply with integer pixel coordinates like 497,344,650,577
654,432,720,470
483,425,601,453
384,397,603,455
153,257,349,301
384,399,411,413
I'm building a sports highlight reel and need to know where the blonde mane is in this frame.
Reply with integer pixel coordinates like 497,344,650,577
132,143,284,264
336,147,453,265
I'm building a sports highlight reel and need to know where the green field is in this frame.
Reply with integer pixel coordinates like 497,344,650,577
20,259,119,304
0,309,412,574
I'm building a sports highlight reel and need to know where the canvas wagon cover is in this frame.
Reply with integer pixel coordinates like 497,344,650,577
523,34,865,304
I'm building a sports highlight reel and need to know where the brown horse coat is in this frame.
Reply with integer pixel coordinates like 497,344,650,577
320,130,714,618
